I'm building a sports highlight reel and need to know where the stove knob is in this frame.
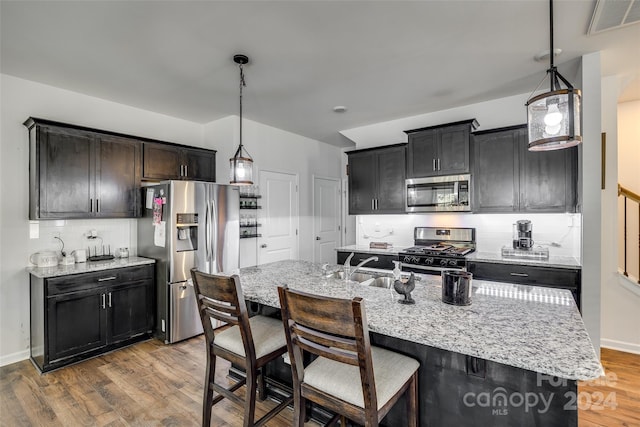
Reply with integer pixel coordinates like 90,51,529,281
440,259,448,266
403,256,411,263
449,260,457,266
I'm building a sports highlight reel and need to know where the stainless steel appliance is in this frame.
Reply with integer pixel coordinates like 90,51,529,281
400,227,475,274
512,219,534,250
138,181,239,343
405,174,471,212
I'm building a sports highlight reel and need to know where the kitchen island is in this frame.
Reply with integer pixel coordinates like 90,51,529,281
237,260,602,427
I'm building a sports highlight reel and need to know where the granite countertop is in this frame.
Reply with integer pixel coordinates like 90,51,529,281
238,259,602,381
336,244,407,256
27,256,156,278
467,251,581,269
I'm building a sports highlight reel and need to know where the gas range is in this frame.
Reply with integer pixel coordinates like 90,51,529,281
399,227,475,274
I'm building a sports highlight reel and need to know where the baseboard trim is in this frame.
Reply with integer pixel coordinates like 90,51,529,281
601,338,640,355
617,271,640,297
0,350,30,367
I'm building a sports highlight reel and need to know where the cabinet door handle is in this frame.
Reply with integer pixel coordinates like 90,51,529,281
510,272,529,277
433,159,436,171
371,199,375,210
98,276,117,282
96,198,100,213
90,199,93,213
185,165,188,177
315,236,321,240
101,293,106,309
375,199,378,210
108,292,112,308
437,158,441,171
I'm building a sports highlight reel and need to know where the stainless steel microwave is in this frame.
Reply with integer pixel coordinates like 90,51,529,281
405,174,472,212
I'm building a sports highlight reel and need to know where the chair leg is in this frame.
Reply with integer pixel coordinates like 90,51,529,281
292,390,305,427
406,372,418,427
202,354,216,427
244,369,258,427
257,367,267,401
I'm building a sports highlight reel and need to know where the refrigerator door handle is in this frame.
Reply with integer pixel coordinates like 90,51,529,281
205,200,212,261
211,198,219,271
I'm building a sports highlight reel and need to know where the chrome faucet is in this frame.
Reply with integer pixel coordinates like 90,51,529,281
348,255,379,280
343,253,355,279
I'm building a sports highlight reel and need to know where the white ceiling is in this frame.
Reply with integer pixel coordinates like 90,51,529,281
1,0,638,148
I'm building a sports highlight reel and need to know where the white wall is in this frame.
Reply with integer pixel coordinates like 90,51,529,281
341,93,530,149
0,74,343,365
601,98,640,355
581,53,603,354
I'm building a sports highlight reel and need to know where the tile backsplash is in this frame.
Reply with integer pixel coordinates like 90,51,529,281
356,213,581,261
27,218,137,264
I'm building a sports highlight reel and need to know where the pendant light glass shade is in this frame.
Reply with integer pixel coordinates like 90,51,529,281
525,0,582,151
229,145,253,185
229,54,254,185
526,88,581,151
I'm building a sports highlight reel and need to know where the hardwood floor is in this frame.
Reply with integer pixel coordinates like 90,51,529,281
1,338,638,426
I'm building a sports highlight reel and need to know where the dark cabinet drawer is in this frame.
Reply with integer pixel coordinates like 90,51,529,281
47,265,154,296
336,251,398,270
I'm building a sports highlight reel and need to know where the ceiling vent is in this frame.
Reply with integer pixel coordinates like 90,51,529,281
589,0,640,34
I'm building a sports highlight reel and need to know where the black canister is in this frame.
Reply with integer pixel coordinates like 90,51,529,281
441,270,473,306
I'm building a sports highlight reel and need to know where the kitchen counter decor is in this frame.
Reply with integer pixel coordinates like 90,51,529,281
27,256,155,278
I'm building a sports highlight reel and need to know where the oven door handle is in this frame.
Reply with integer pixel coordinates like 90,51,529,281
401,263,464,273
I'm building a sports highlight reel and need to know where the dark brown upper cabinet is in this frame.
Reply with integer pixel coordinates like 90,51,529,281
472,124,578,213
25,117,217,220
142,142,216,182
347,144,406,215
26,119,141,219
405,119,478,178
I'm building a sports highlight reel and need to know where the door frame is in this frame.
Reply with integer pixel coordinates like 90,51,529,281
257,169,300,263
312,174,342,263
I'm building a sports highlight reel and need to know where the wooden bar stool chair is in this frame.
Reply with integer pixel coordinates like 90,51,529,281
277,285,420,427
190,268,293,427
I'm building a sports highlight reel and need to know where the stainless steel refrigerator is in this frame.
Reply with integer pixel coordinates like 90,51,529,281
138,180,239,343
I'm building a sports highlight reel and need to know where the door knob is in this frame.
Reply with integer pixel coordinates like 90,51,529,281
315,236,321,240
260,244,267,248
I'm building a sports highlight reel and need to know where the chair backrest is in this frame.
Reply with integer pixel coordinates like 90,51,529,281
277,285,378,412
190,268,255,360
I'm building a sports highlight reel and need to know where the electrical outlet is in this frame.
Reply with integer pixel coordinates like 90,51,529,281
374,222,381,232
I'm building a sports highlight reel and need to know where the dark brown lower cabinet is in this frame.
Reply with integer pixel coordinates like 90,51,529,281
31,264,154,372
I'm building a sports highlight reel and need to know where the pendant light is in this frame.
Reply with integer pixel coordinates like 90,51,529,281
229,54,254,185
525,0,581,151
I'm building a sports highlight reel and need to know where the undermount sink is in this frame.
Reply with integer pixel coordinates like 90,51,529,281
365,277,395,289
325,269,420,288
325,271,375,282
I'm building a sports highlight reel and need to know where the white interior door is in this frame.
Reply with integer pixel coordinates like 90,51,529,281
258,171,299,265
313,176,341,264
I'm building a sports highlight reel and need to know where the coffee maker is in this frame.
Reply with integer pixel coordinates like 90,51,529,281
512,220,534,250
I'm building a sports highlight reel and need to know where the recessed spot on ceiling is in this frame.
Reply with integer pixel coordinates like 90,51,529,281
333,106,347,113
589,0,640,34
534,48,563,62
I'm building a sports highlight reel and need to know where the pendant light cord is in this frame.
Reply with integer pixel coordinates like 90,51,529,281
549,0,555,91
239,63,246,150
